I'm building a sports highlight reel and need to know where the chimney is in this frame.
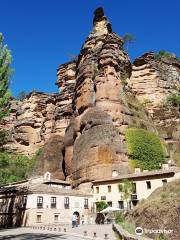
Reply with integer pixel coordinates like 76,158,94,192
112,170,118,177
162,164,169,170
134,168,141,173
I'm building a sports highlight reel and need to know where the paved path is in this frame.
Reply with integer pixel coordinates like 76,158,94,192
0,228,85,240
64,224,116,239
0,225,117,240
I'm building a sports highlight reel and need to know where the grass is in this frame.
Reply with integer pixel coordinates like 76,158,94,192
115,212,136,235
119,221,136,235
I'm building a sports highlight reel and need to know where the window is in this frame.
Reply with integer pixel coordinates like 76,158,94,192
108,185,111,193
37,196,43,208
107,201,112,207
51,197,56,208
36,215,42,223
64,197,69,209
22,195,27,208
101,196,106,200
132,183,136,193
84,199,88,209
54,214,59,222
146,181,151,189
96,187,99,194
118,201,124,209
162,179,167,186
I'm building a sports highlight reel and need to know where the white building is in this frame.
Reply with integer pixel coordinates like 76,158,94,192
0,176,93,228
92,167,180,210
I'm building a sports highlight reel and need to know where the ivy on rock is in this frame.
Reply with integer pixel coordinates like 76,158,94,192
125,128,165,170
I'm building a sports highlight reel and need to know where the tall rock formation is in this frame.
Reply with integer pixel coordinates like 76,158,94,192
62,8,154,186
1,8,179,184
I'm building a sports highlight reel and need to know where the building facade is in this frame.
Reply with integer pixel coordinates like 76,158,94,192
0,176,93,228
0,167,180,228
92,167,180,210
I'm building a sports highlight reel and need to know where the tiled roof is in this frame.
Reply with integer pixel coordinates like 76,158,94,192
93,168,180,184
0,182,92,197
28,183,92,197
43,179,71,185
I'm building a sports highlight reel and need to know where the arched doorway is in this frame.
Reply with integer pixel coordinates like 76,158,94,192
73,211,80,225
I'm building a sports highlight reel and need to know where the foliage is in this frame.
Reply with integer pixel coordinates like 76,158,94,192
141,98,152,107
0,32,12,121
0,129,9,148
96,201,108,212
125,128,165,170
166,94,180,107
115,212,125,224
123,33,135,44
123,33,135,51
120,221,136,235
0,33,12,149
156,233,168,240
0,152,37,186
92,64,99,81
118,179,135,210
154,50,175,61
116,212,136,235
17,91,26,101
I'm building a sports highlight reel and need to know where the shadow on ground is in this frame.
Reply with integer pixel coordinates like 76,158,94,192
0,233,67,240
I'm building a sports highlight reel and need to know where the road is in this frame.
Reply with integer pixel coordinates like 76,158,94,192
0,225,116,240
0,228,89,240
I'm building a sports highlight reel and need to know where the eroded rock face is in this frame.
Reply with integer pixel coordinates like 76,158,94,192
33,135,65,179
63,8,140,185
130,52,180,166
129,52,180,106
1,8,179,183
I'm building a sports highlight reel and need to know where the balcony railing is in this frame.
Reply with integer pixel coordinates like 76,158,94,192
131,194,138,200
37,203,43,209
64,204,69,209
51,203,56,209
84,205,89,209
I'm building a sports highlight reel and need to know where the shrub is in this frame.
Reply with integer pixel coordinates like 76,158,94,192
154,50,175,61
115,212,125,224
96,201,108,212
125,128,165,170
120,221,136,235
166,94,180,107
0,152,37,186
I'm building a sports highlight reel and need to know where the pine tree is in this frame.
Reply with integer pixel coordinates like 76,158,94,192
123,33,135,51
0,33,12,147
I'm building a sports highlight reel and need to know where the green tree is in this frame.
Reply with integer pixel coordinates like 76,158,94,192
118,179,135,210
0,152,36,186
0,33,12,148
17,91,26,101
96,201,108,212
0,33,12,120
123,33,135,51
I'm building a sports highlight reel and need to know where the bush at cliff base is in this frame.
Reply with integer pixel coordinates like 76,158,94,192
125,128,165,170
0,152,36,186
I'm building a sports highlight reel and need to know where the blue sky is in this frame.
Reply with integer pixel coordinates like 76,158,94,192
1,0,180,96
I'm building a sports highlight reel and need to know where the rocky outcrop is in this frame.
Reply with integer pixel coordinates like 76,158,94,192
129,52,180,106
130,52,180,166
63,8,155,185
55,61,76,135
33,135,65,179
1,8,179,183
1,90,73,156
